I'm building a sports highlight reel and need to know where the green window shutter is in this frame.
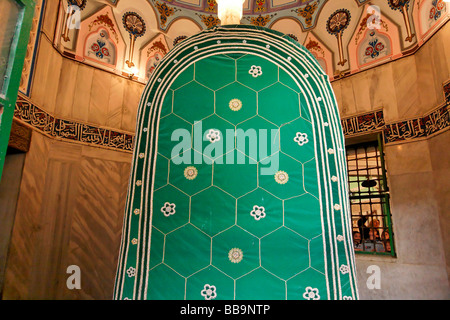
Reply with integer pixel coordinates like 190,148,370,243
0,0,36,180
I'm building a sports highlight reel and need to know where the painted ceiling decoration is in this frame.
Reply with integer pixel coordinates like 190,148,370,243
49,0,448,83
387,0,415,41
147,0,329,31
326,8,352,66
122,12,147,68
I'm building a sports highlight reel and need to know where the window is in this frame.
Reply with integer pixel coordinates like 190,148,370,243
346,136,395,256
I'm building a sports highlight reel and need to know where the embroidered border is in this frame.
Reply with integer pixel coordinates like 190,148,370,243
13,79,450,154
341,110,385,136
384,104,449,143
341,83,450,144
14,95,134,152
444,81,450,103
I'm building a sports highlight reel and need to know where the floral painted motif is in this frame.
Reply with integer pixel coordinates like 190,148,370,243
248,65,263,78
205,0,217,13
255,0,266,13
275,171,289,184
90,31,110,59
198,14,220,29
206,129,221,143
293,1,318,27
229,99,242,111
365,35,385,59
388,0,410,11
161,202,176,217
184,166,198,180
155,1,177,28
250,205,266,221
88,13,119,42
146,52,163,79
326,9,351,35
123,12,146,37
173,35,187,46
340,264,350,274
294,132,309,146
201,284,217,300
127,267,136,277
326,9,351,66
430,0,445,21
355,13,389,45
303,287,320,300
287,34,298,41
387,0,415,42
228,248,243,263
249,14,274,27
305,39,325,57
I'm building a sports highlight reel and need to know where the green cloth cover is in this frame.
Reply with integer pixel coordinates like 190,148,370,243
114,25,358,300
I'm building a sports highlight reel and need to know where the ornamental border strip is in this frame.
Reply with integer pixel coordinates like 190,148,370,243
12,81,450,153
13,94,134,152
342,81,450,143
383,103,449,143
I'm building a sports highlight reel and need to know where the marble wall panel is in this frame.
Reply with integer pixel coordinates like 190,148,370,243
356,258,449,299
55,58,79,119
428,131,450,285
2,133,50,299
384,140,433,176
72,63,94,123
88,69,112,126
2,132,131,299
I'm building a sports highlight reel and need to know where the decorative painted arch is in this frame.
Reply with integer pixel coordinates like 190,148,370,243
164,17,203,50
303,32,333,77
140,34,169,81
75,6,126,69
83,27,118,67
414,0,449,43
355,28,392,68
349,4,402,71
268,16,307,43
165,16,204,35
114,25,358,300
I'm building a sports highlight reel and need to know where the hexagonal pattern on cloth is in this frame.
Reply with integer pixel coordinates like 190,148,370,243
114,25,358,301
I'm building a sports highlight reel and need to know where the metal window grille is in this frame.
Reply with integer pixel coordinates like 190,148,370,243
346,136,395,256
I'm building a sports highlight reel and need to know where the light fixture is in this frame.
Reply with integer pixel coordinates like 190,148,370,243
129,66,139,79
216,0,245,25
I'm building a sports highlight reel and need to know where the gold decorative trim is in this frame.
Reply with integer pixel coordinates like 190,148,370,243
13,80,449,154
14,95,134,153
